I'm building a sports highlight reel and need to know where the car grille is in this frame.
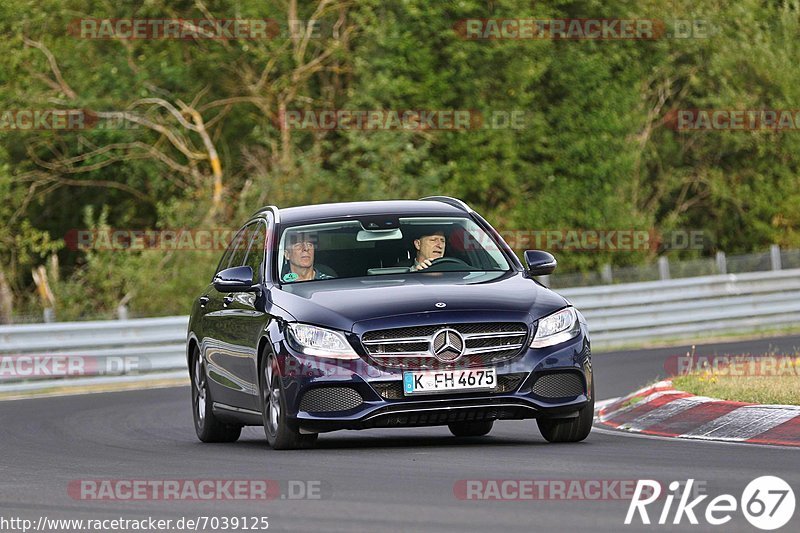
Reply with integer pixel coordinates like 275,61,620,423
528,372,585,399
361,322,528,369
371,372,527,400
299,387,364,413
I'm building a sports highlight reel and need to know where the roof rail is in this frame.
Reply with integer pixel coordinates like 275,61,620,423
419,196,472,213
251,205,281,223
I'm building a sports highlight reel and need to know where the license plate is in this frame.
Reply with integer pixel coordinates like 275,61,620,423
402,368,497,396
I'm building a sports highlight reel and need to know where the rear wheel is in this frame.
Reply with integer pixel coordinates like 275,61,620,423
191,346,242,443
448,420,494,437
260,352,318,450
537,378,594,443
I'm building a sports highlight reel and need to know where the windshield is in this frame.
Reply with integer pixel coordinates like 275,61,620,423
276,216,511,283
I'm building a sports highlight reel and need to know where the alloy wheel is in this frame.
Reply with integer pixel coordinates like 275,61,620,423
194,354,206,423
263,358,280,436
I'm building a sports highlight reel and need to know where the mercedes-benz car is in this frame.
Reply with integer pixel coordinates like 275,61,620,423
187,197,593,449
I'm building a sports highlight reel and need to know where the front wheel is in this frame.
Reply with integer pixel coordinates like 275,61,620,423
191,346,242,443
536,378,594,443
260,352,318,450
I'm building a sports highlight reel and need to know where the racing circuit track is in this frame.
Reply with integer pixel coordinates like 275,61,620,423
2,335,799,532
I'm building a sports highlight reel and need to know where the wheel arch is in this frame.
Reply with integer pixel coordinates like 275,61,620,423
187,334,200,375
257,335,273,385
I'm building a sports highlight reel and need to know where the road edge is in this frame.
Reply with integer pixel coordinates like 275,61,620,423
0,371,189,401
595,380,800,447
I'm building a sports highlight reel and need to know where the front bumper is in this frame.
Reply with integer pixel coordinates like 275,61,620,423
275,328,592,433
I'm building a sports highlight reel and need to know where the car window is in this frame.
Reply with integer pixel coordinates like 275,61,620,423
276,216,510,283
244,221,267,282
215,226,246,276
225,224,254,270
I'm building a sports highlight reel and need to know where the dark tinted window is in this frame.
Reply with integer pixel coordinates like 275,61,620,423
244,222,267,281
225,225,254,270
215,227,245,276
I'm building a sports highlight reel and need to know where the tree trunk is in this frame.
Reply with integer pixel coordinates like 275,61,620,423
0,268,12,324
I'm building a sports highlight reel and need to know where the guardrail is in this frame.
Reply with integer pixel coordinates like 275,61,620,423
1,268,798,389
0,316,188,388
560,268,800,346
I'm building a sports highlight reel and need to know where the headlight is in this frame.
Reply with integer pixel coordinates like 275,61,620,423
286,323,359,359
530,307,580,348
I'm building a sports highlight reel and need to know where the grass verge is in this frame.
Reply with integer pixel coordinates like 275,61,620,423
672,373,800,406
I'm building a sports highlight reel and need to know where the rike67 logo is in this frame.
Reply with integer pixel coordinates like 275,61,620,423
626,477,795,530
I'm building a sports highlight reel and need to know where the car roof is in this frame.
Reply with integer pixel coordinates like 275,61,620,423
256,199,470,225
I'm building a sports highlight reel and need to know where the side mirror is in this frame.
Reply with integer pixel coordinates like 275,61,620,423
524,250,557,276
213,266,257,293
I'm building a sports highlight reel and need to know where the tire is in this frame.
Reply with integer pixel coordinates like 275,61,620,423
536,377,594,443
191,346,242,443
260,352,318,450
448,420,494,437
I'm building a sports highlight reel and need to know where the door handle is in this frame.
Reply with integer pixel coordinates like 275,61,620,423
199,296,210,307
223,296,234,306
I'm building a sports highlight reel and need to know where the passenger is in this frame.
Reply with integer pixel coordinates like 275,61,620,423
282,232,333,282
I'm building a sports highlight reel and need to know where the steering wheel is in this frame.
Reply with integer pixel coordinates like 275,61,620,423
422,257,472,271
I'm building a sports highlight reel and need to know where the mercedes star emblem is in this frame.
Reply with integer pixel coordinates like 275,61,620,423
430,328,465,362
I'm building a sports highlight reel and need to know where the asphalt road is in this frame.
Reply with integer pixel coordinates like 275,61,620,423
1,336,799,533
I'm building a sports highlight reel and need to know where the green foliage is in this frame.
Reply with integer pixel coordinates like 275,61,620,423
1,0,798,320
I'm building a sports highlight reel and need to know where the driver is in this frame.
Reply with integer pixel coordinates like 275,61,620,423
282,231,333,282
410,229,446,271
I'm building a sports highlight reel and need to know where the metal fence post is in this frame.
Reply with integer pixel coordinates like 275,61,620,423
658,257,670,280
600,264,612,284
716,251,727,274
770,244,782,271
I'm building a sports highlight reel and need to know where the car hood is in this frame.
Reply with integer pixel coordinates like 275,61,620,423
270,271,568,332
